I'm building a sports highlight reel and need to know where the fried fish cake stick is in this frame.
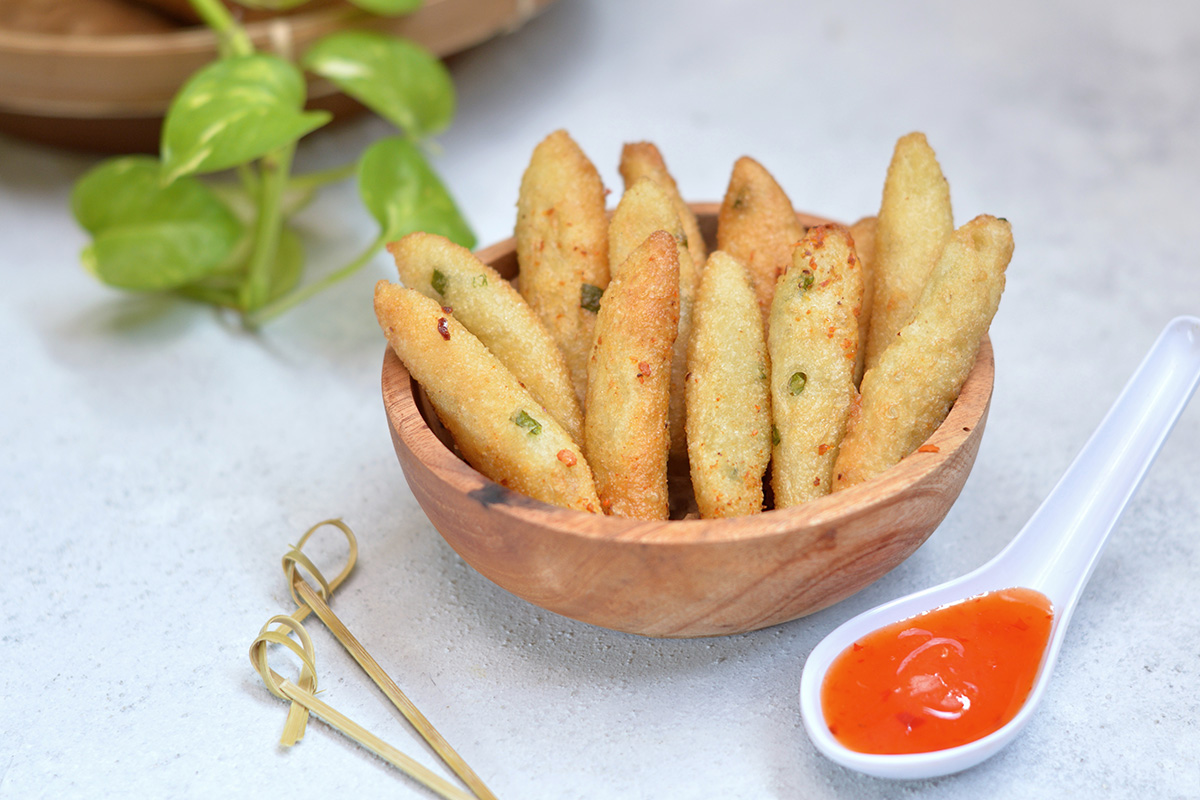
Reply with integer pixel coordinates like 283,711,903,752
849,215,878,387
609,177,698,459
863,132,954,373
619,141,707,268
717,156,806,323
375,282,600,513
388,231,584,445
585,231,679,519
768,224,865,507
834,215,1012,491
686,251,771,518
515,129,610,405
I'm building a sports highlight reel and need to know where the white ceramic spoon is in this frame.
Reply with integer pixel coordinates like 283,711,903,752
799,315,1200,780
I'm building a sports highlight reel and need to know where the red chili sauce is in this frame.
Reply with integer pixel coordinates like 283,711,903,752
821,587,1054,755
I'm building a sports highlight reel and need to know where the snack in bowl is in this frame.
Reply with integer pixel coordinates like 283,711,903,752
608,176,698,458
513,129,609,406
376,132,1009,637
768,224,864,508
685,249,771,519
585,230,680,519
374,282,600,513
386,232,584,446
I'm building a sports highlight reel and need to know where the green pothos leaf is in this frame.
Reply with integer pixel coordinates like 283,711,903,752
357,136,474,247
303,30,454,138
161,53,330,182
72,156,243,291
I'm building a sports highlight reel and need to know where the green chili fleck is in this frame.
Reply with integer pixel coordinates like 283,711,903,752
771,425,781,446
580,283,604,313
799,271,814,291
431,268,449,296
510,409,542,435
471,274,488,287
788,371,808,395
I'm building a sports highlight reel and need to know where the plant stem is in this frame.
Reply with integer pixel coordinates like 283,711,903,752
240,143,296,314
278,163,358,218
288,163,358,194
236,163,260,198
245,233,387,327
188,0,253,57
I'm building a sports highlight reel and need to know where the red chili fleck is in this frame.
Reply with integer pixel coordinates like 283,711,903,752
917,444,940,453
437,317,450,340
813,477,821,486
817,443,830,456
637,361,651,378
557,449,577,466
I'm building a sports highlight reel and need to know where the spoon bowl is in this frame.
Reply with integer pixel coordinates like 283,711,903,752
799,315,1200,779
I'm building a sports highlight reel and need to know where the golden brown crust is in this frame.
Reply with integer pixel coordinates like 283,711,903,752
862,132,954,373
686,250,771,518
716,156,807,324
768,224,864,507
387,232,584,446
374,282,600,512
515,130,610,406
834,215,1012,491
619,141,708,268
848,215,878,387
608,178,698,459
584,231,680,519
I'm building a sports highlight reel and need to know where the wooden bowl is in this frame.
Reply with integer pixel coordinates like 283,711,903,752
0,0,556,152
381,204,994,638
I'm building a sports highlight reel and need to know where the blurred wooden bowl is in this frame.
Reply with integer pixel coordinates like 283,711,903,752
0,0,556,151
381,204,994,638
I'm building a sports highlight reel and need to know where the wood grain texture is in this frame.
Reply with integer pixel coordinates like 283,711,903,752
383,206,994,638
0,0,558,150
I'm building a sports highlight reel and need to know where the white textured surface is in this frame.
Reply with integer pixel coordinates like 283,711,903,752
3,0,1199,797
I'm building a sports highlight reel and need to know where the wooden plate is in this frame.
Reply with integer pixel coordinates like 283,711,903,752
0,0,556,151
381,205,994,637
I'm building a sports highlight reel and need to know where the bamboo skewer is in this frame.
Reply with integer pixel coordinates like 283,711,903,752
286,575,499,800
281,518,358,627
264,518,357,743
251,615,319,746
250,519,497,800
250,617,475,800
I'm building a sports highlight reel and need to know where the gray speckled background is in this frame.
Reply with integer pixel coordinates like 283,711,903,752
4,0,1198,797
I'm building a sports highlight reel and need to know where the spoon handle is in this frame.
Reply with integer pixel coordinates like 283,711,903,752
997,316,1200,607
